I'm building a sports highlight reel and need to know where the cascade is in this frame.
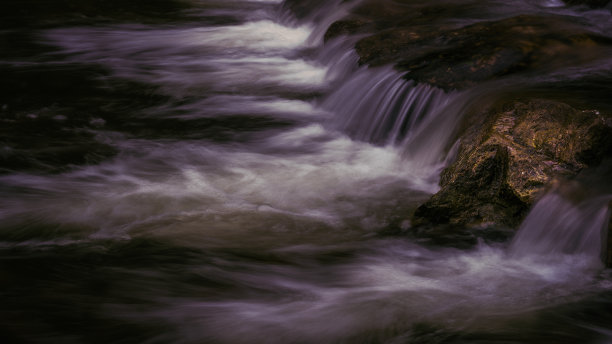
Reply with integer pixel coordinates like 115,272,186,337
510,191,612,265
322,68,445,145
307,0,611,266
320,66,474,168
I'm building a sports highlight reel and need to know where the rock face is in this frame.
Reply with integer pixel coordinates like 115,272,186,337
355,15,612,90
412,99,612,228
325,1,612,90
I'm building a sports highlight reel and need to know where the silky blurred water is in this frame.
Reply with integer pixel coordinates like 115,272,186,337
1,0,611,343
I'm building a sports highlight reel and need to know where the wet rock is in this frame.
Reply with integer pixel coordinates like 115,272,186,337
324,19,372,42
355,15,612,90
413,99,612,228
281,0,335,20
325,0,612,90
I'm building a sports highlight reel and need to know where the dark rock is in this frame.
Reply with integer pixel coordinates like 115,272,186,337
324,0,612,90
355,15,612,90
324,19,372,42
413,99,612,228
280,0,331,19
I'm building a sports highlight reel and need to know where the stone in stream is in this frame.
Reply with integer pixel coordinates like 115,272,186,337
412,99,612,230
325,2,612,90
357,15,612,90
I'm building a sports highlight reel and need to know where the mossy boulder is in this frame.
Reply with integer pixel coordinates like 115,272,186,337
412,99,612,228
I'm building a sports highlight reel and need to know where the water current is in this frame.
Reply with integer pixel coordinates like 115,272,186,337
1,0,612,342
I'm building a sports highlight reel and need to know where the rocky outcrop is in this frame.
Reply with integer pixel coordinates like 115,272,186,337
356,15,612,90
412,99,612,228
325,1,612,90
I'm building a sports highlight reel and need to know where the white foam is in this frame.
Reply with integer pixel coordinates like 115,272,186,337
47,20,312,54
539,0,565,8
44,21,326,96
0,125,440,241
162,95,321,119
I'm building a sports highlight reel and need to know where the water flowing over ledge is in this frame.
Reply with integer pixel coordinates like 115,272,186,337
511,192,611,265
323,68,448,145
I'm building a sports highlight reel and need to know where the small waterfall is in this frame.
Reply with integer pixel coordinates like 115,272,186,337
321,66,468,168
510,192,611,265
322,67,450,145
276,0,473,170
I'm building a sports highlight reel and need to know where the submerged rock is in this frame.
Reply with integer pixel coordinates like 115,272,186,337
412,99,612,228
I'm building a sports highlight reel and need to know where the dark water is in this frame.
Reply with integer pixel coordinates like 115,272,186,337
1,0,612,343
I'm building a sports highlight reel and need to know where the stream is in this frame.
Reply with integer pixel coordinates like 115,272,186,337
1,0,612,342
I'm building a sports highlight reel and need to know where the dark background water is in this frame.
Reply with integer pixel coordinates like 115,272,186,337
1,0,612,343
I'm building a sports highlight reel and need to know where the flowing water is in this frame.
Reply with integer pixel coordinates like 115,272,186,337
1,0,612,343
